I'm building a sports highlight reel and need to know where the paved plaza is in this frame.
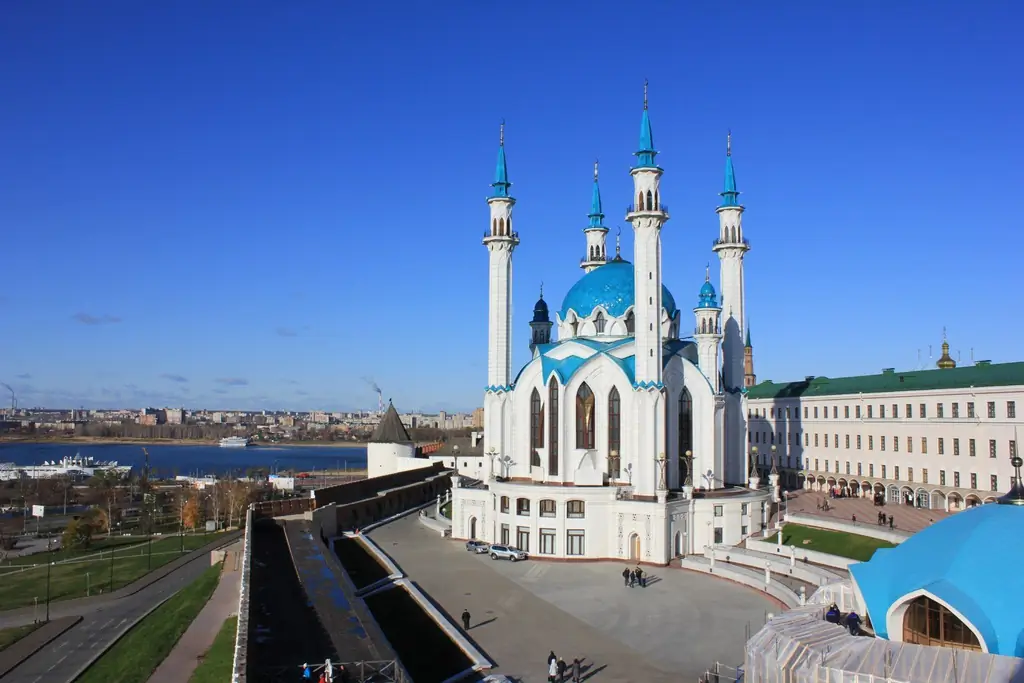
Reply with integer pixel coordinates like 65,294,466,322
369,517,777,682
775,489,953,534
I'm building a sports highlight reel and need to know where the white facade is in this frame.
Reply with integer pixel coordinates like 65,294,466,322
450,98,770,565
747,376,1023,511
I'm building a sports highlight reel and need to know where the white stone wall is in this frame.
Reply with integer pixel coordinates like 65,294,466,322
748,385,1023,507
367,442,418,478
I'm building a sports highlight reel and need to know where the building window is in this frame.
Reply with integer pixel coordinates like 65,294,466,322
594,312,606,334
815,458,820,470
500,496,510,513
920,403,927,418
500,524,510,544
954,471,960,487
714,527,724,544
539,528,556,554
856,405,862,419
814,433,819,447
714,505,723,517
902,595,983,652
892,404,898,419
894,466,900,480
824,460,829,472
868,436,874,450
530,388,544,468
940,470,946,486
566,500,585,519
970,473,977,489
907,437,913,453
906,404,912,419
539,499,556,518
881,436,886,451
907,467,913,482
833,406,838,419
516,526,530,552
880,405,886,419
881,464,886,479
969,439,976,457
967,402,975,419
1009,401,1017,419
575,382,596,449
953,438,959,456
990,439,997,458
548,378,559,476
846,461,851,475
516,498,530,516
608,387,621,477
804,407,809,419
845,406,850,418
894,436,899,452
814,406,818,418
991,475,999,492
869,463,875,477
845,434,851,449
858,462,863,476
741,503,748,515
868,405,873,419
566,530,585,556
988,401,996,419
922,437,928,454
857,434,862,450
805,433,809,446
678,388,692,482
741,525,748,536
952,403,959,418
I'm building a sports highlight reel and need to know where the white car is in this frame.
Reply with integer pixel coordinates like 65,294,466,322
488,544,528,561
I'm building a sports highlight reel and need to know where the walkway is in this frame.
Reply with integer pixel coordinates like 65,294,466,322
147,543,243,683
775,489,953,534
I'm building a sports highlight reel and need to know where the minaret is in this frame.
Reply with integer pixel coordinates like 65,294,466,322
581,160,609,272
625,81,669,498
529,284,553,353
482,122,519,472
743,325,757,387
693,266,722,394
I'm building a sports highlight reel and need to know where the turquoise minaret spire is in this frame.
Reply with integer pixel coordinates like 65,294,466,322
588,160,605,228
581,160,609,272
720,131,740,207
634,80,658,169
490,121,511,198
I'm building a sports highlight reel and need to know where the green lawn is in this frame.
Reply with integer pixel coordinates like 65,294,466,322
188,616,237,683
440,501,451,519
764,523,895,562
76,562,222,683
0,532,225,611
0,623,41,652
3,535,146,568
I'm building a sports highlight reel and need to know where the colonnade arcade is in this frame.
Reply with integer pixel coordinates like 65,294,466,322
792,474,996,511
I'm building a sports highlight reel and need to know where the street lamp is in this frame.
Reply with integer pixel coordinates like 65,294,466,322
452,445,460,475
683,450,693,487
750,446,759,483
44,539,54,622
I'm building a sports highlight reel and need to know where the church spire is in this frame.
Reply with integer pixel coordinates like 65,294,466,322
634,80,658,169
581,159,609,272
490,120,512,198
720,130,740,207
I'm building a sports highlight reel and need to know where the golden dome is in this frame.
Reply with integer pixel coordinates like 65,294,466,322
936,340,956,370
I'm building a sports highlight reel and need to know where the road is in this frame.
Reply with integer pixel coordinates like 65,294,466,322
0,538,237,683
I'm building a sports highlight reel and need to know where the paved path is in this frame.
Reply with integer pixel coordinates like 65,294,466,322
370,516,775,683
775,489,952,534
147,543,242,683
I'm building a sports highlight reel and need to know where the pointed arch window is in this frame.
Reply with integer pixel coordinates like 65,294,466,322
625,311,635,334
576,382,596,449
646,190,654,211
594,312,606,334
608,387,621,478
530,388,543,468
548,378,559,476
678,388,693,483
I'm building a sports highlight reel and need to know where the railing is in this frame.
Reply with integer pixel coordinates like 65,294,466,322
712,236,750,248
626,203,670,214
276,660,409,683
231,505,254,683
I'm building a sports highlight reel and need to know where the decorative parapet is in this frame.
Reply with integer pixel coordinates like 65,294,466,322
231,505,254,683
632,380,665,391
484,384,515,394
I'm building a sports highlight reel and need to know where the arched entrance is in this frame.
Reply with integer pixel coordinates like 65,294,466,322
900,595,984,652
674,531,684,556
887,484,901,504
469,516,478,540
930,490,947,510
628,533,641,561
915,489,930,509
947,492,963,511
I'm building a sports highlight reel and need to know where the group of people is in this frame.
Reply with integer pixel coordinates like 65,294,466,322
825,602,863,636
301,661,348,683
547,651,583,682
621,566,647,588
876,511,895,529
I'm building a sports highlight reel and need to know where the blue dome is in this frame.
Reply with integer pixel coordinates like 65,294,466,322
850,503,1024,656
559,259,676,320
696,279,718,309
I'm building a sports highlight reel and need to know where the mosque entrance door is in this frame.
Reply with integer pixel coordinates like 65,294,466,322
628,533,641,561
469,516,478,539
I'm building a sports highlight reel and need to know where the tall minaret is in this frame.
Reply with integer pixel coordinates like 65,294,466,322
712,132,750,486
693,266,722,394
743,325,757,388
581,161,608,272
626,81,670,499
529,284,553,353
482,122,519,470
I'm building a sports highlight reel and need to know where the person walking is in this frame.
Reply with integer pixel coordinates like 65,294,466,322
548,656,558,682
888,515,894,530
557,657,567,682
302,664,311,680
571,657,582,683
461,609,471,630
622,567,630,586
548,651,557,667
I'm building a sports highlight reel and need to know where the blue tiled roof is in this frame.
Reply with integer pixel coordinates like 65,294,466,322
517,338,693,388
849,503,1024,656
559,259,677,319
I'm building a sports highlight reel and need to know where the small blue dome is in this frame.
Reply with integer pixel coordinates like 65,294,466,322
532,296,550,323
560,258,676,320
696,279,718,309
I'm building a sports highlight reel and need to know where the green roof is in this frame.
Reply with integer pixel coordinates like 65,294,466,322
746,361,1024,400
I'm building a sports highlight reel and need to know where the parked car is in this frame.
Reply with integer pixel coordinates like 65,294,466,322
489,544,528,561
465,540,490,553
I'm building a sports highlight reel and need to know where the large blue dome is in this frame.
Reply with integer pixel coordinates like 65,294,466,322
559,259,677,320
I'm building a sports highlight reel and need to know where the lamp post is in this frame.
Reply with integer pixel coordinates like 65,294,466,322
44,539,54,622
683,450,693,487
452,445,460,475
109,539,115,592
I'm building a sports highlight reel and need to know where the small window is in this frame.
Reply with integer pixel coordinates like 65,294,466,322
566,500,585,518
953,438,960,456
594,312,606,334
713,505,723,517
969,439,976,457
937,403,944,418
894,465,900,480
906,403,912,419
988,402,996,419
992,475,999,492
566,530,585,556
907,467,913,482
920,403,927,418
879,405,885,419
856,405,862,419
952,403,960,418
940,470,946,486
500,496,510,513
814,407,818,418
967,402,975,419
971,473,977,489
921,437,927,454
539,499,556,517
845,434,851,449
1009,401,1017,419
938,437,944,454
714,527,723,544
907,437,913,453
741,503,748,515
516,498,530,515
539,528,556,554
894,436,899,452
867,405,873,419
990,439,997,458
857,434,862,449
892,404,898,418
881,436,887,451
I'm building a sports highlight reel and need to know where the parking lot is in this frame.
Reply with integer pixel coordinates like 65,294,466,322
369,516,777,682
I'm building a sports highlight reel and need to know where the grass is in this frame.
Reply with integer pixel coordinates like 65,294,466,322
440,501,451,519
764,523,895,562
188,616,237,683
0,623,42,652
76,562,222,683
0,532,225,611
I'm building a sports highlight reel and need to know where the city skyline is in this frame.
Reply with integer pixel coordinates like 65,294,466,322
2,2,1022,412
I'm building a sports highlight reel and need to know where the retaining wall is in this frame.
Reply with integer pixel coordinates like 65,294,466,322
745,538,856,570
785,513,909,543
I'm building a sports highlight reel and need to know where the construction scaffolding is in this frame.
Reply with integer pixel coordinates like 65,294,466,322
743,607,1021,683
292,659,408,683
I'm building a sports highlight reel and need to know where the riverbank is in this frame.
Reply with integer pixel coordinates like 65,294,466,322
0,437,368,449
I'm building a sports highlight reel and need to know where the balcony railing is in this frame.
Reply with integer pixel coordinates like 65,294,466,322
712,236,750,248
625,203,669,215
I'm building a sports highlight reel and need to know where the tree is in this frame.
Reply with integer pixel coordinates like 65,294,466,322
182,497,201,530
87,506,109,534
62,517,94,550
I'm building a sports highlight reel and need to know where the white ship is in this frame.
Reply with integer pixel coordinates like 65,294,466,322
219,436,250,448
0,454,132,481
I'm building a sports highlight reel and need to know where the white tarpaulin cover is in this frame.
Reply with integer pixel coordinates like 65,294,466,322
744,605,1023,683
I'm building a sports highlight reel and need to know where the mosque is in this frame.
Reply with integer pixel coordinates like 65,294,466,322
448,87,773,565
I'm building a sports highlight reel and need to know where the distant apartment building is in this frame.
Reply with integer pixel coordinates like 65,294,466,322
163,408,184,425
309,411,329,424
472,407,484,428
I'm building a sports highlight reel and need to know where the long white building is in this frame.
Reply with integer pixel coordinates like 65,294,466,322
745,335,1022,511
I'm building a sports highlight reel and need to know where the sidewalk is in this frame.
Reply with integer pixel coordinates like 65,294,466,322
146,542,243,683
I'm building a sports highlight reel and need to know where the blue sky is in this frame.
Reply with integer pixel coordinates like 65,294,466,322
1,1,1021,413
